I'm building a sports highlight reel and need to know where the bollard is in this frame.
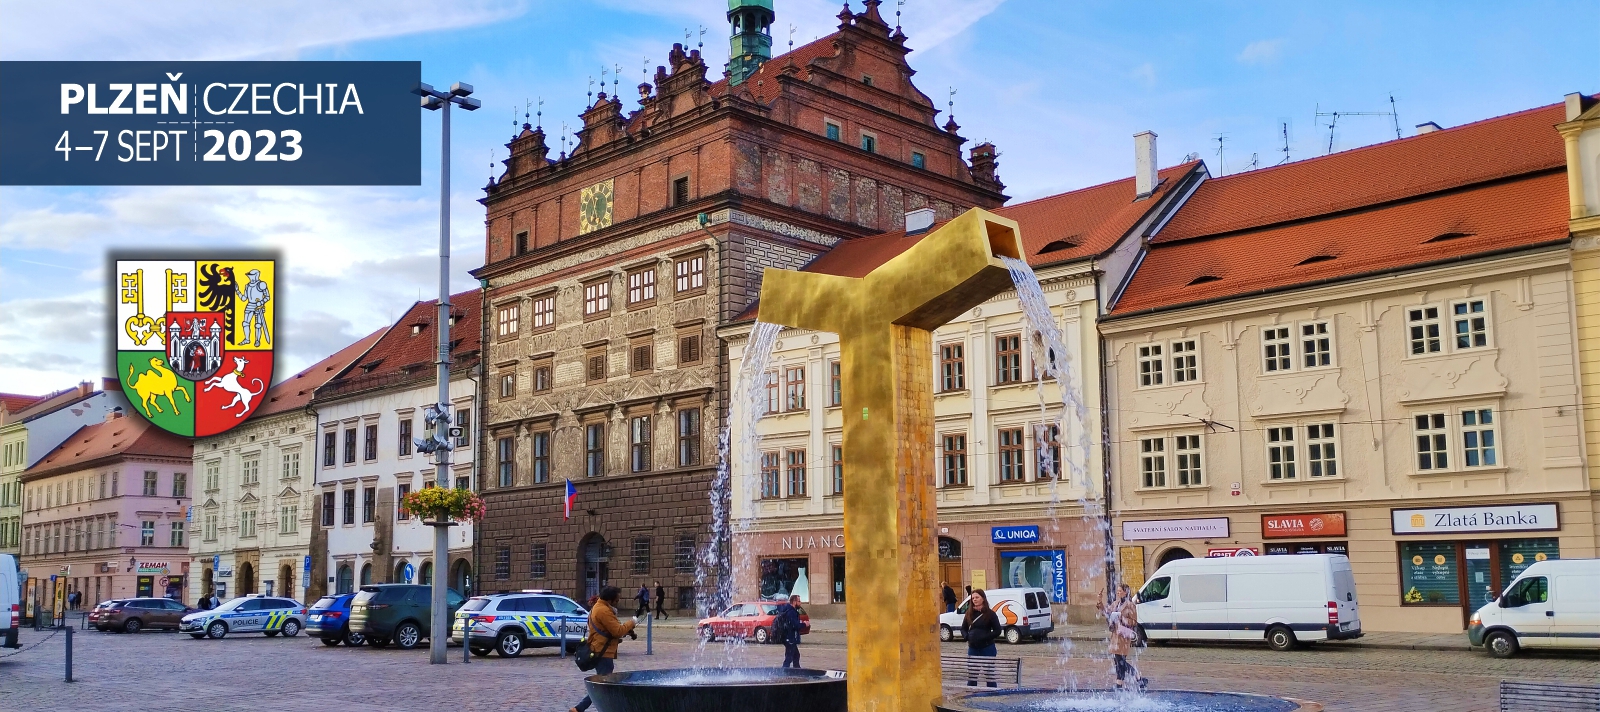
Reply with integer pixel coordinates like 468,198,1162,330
558,615,566,659
462,614,472,664
64,625,73,682
646,610,653,655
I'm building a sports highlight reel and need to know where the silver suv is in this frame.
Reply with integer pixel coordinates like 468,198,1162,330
450,590,588,658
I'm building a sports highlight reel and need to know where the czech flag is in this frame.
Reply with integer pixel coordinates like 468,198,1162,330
564,479,577,520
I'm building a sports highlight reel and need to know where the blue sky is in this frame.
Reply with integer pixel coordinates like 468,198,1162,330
1,0,1595,394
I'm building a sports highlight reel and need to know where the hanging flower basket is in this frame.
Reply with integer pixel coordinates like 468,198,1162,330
401,486,486,524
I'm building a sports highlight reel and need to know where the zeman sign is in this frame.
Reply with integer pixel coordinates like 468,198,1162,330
1391,503,1559,535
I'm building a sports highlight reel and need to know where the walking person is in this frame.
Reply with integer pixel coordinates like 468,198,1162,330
960,589,1002,688
942,581,958,613
634,584,650,617
774,594,804,668
570,586,638,712
653,581,668,619
1102,584,1145,692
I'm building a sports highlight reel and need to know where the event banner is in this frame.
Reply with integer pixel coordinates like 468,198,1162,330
0,61,420,185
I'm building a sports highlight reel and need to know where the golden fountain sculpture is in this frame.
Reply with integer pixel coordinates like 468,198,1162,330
758,208,1025,712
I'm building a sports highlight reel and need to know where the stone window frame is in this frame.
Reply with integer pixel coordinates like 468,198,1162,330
671,173,692,207
584,418,607,478
531,356,554,393
582,277,612,320
785,449,807,498
910,149,927,170
361,486,377,523
514,230,529,255
1260,420,1342,483
530,291,557,333
586,345,609,383
630,337,654,374
760,451,782,498
823,117,842,142
626,265,658,308
676,406,702,467
673,251,707,297
1409,404,1502,476
496,435,516,488
280,450,301,480
996,426,1026,482
495,300,520,341
859,129,878,154
530,542,548,579
531,430,552,484
363,422,379,462
677,323,704,366
629,414,652,473
498,369,517,399
830,443,844,495
941,432,968,487
938,342,966,392
994,334,1024,385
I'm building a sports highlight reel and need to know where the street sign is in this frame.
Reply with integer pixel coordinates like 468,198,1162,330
212,554,220,570
303,555,312,588
404,563,415,582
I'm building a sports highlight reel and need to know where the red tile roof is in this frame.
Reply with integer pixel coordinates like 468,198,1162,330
254,328,386,418
1155,102,1567,243
0,392,44,414
23,413,192,480
1111,170,1568,316
316,290,482,399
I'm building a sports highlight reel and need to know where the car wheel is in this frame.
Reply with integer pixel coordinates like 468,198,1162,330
189,633,207,639
394,622,422,650
122,618,142,634
497,629,525,657
1003,627,1023,645
321,638,341,647
281,619,301,637
369,637,390,648
753,627,770,644
207,621,228,639
470,646,492,657
699,626,715,642
1266,625,1297,652
939,625,953,642
344,631,366,647
1485,631,1518,659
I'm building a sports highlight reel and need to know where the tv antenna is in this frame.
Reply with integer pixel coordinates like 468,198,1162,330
788,23,796,50
1246,152,1259,171
1314,97,1399,155
1277,120,1292,165
1214,133,1227,176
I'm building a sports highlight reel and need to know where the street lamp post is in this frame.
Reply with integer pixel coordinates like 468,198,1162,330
414,80,480,665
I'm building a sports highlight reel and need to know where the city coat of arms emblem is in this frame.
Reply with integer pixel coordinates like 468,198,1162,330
114,258,275,437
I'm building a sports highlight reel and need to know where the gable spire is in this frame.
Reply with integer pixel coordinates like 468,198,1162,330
727,0,775,86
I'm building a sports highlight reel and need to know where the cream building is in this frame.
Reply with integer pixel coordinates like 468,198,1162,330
1102,102,1594,634
187,332,381,603
1559,92,1600,539
725,141,1202,623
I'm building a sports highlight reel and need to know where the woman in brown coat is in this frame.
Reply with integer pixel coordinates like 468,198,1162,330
571,586,637,712
1104,584,1143,690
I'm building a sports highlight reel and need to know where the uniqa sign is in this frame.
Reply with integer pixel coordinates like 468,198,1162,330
1391,503,1559,535
992,525,1040,544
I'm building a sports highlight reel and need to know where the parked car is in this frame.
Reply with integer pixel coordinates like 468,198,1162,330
1469,558,1600,658
451,590,589,657
349,584,466,650
938,587,1054,644
179,595,307,639
306,593,365,647
697,601,810,643
1136,553,1362,651
0,554,19,649
88,597,197,633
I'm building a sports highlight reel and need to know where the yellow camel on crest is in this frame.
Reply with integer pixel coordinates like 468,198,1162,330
127,357,191,418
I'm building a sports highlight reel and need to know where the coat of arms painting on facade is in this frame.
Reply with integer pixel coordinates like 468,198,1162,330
115,258,275,436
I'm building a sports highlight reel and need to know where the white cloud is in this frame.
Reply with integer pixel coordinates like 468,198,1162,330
0,0,527,61
1236,39,1285,65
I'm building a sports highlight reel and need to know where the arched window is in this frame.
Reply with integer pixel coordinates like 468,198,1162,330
336,564,354,594
359,563,373,586
394,560,409,583
419,561,433,587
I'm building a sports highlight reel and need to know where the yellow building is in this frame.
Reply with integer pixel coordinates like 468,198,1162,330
1559,92,1600,549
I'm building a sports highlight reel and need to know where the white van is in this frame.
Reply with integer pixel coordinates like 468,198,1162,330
938,587,1054,644
1468,558,1600,658
1,554,19,649
1136,554,1361,651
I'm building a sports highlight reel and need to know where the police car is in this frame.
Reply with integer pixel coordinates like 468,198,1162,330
180,595,308,640
450,590,588,657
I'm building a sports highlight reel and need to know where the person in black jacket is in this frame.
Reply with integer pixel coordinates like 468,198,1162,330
960,589,1002,687
941,581,958,613
653,582,668,619
774,594,804,668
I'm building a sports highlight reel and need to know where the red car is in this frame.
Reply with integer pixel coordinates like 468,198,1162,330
697,601,810,644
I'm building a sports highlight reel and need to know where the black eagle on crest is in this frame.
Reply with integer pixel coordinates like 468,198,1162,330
197,263,237,345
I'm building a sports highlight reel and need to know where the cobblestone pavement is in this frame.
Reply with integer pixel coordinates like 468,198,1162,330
2,626,1594,711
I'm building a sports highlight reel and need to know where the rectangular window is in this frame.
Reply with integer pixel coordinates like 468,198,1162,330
140,520,155,546
1462,408,1497,467
531,432,550,483
1267,426,1297,480
530,543,548,579
279,505,298,534
1140,438,1167,488
342,489,355,525
585,423,606,477
283,451,301,479
322,492,335,527
533,364,552,392
399,419,412,456
455,476,470,491
497,436,516,487
241,510,258,538
829,361,842,406
396,484,411,520
1415,413,1448,470
323,432,336,467
455,408,471,448
587,351,607,382
583,280,611,317
675,254,705,294
204,513,218,542
942,434,968,486
1263,327,1291,372
860,132,877,153
677,409,700,467
1301,322,1332,368
364,424,378,461
143,471,158,496
1036,424,1061,480
911,151,926,169
532,295,555,330
344,428,357,464
496,303,520,339
1399,541,1461,605
1170,340,1198,383
362,487,376,523
1175,434,1202,486
760,452,782,498
1306,423,1338,477
172,472,187,498
998,427,1026,482
1138,344,1165,386
784,366,806,411
1408,306,1442,355
764,371,779,415
500,372,516,398
786,450,807,497
630,416,652,473
632,537,652,575
940,343,965,391
831,445,844,494
495,546,511,580
243,458,259,485
675,535,697,573
669,334,698,368
995,335,1022,384
672,176,690,206
1453,300,1489,349
627,268,657,305
515,230,529,255
825,120,841,141
631,342,653,373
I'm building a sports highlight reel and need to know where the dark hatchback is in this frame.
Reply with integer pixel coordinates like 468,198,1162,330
306,593,365,647
89,598,197,633
349,585,465,650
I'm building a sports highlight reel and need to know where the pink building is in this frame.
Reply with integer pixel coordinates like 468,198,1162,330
20,411,192,614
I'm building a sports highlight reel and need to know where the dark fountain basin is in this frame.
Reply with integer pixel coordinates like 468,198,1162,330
937,689,1321,712
583,667,847,712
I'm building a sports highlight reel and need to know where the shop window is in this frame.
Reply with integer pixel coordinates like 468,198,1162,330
1170,340,1198,382
1174,434,1202,485
1301,322,1332,367
1452,299,1489,349
1408,306,1443,354
1414,413,1449,471
940,343,965,391
1262,327,1291,372
1499,538,1559,583
760,452,781,498
999,551,1062,600
995,335,1023,384
942,434,968,486
759,557,810,600
532,294,555,330
1266,427,1296,479
1400,542,1461,604
1140,438,1166,488
1137,343,1164,387
532,432,550,484
997,428,1025,482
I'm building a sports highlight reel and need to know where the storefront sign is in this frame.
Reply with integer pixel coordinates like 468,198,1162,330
1262,512,1347,539
1000,550,1065,603
136,561,169,574
1391,503,1559,535
1266,541,1349,556
779,534,843,550
1121,517,1229,541
1118,546,1146,591
992,525,1040,544
1050,550,1067,603
215,568,233,578
1206,547,1259,557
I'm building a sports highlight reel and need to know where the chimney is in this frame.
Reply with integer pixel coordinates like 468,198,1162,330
1134,131,1158,197
78,380,92,397
1415,122,1442,135
1567,92,1596,122
105,407,124,422
905,207,936,235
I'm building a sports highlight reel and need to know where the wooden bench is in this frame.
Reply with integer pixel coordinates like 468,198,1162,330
940,655,1023,688
1500,681,1600,712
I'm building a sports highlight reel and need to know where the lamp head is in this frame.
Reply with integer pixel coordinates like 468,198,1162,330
457,96,482,111
422,95,444,111
449,82,475,97
412,82,436,97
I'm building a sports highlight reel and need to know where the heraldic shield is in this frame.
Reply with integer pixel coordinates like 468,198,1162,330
115,259,275,437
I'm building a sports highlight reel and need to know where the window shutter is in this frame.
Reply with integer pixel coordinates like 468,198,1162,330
680,335,700,364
